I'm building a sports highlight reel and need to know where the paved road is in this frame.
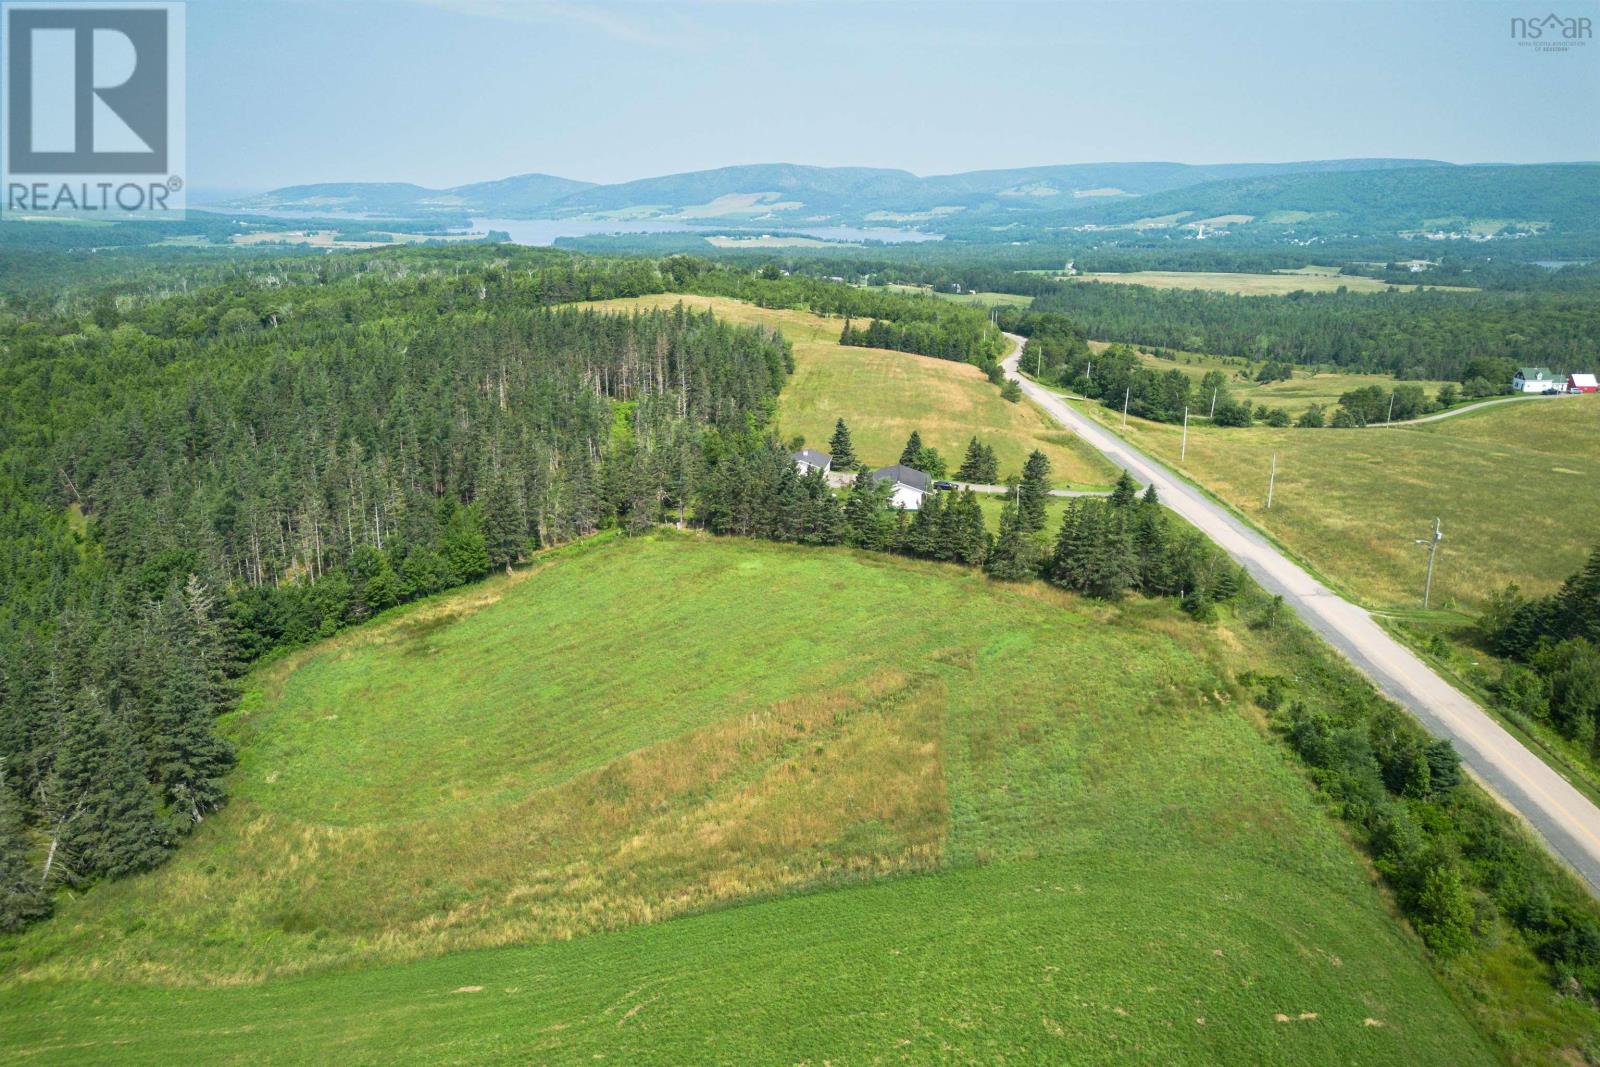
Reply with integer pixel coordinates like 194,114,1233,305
1002,334,1600,897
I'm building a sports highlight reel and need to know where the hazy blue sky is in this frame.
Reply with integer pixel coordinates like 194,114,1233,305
187,0,1598,191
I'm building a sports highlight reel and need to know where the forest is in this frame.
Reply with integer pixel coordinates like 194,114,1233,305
1028,283,1600,381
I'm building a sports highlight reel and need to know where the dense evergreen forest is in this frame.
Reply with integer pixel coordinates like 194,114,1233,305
1028,283,1600,381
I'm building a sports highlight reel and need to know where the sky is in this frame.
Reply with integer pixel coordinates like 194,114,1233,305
185,0,1599,192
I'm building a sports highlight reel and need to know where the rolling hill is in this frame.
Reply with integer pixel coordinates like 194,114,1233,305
1051,162,1600,239
222,158,1453,222
0,533,1502,1063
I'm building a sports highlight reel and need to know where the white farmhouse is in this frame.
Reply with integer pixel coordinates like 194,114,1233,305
792,448,832,476
871,464,930,511
1512,367,1562,393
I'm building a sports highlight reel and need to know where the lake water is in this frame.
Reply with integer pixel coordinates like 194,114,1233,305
469,218,942,247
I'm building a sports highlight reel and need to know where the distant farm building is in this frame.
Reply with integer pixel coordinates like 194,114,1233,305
871,464,930,510
792,449,832,476
1568,372,1598,394
1513,367,1562,393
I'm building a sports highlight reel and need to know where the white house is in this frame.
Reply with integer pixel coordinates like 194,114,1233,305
871,464,930,511
792,449,832,476
1513,367,1562,393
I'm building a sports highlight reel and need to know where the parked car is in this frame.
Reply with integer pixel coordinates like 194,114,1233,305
933,480,956,491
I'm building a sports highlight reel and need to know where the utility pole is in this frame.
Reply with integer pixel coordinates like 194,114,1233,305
1387,392,1396,425
1266,453,1277,509
1414,518,1444,609
1086,360,1093,384
1210,388,1218,418
1036,342,1042,379
1122,387,1130,429
1181,406,1189,461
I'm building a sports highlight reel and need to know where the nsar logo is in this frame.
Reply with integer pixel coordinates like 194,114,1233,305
1510,12,1592,51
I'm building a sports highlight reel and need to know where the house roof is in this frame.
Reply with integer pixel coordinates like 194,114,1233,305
1569,373,1598,387
1516,367,1556,380
871,464,930,492
793,449,831,467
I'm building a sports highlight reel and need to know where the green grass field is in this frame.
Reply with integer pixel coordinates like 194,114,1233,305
2,533,1503,1064
1075,395,1600,612
583,295,1118,487
1068,270,1473,295
1086,341,1456,417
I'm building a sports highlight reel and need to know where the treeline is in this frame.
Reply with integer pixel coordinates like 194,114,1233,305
1482,547,1600,755
838,315,1003,367
667,257,1007,367
1000,311,1258,428
0,253,793,930
1030,282,1600,381
1269,673,1600,994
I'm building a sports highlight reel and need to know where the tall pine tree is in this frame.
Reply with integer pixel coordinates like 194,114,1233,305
827,419,857,469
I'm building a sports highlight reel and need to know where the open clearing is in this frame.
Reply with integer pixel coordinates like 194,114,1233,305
1075,394,1600,612
1069,270,1473,295
1,534,1495,1064
583,294,1117,486
1087,341,1456,416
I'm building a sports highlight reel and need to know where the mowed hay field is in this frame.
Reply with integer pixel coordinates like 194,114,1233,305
1,534,1494,1065
583,294,1117,487
1078,395,1600,611
1070,269,1472,296
1087,340,1456,417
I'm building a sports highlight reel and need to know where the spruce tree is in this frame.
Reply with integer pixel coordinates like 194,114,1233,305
1555,545,1600,644
55,690,170,882
828,419,857,469
1110,471,1139,508
844,471,892,550
956,438,985,482
899,430,925,470
442,505,491,583
979,444,1000,483
0,770,50,931
1017,450,1052,535
482,474,526,574
985,496,1036,581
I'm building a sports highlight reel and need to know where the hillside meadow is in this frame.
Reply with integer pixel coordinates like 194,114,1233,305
1068,269,1474,296
1083,341,1457,417
581,294,1118,487
1074,394,1600,612
2,533,1504,1065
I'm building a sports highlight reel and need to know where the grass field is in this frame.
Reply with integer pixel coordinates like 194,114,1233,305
1068,270,1473,295
1074,394,1600,613
2,533,1506,1064
583,294,1118,487
1085,341,1458,417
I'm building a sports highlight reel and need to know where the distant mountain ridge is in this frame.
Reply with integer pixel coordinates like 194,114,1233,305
223,159,1599,247
225,158,1451,220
